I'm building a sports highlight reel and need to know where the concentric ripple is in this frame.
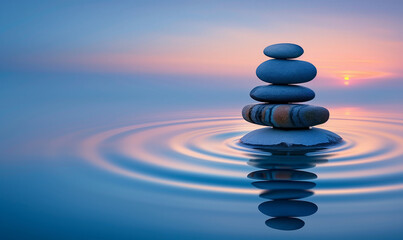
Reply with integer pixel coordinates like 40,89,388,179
76,109,403,197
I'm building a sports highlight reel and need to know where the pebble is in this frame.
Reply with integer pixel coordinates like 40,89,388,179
242,104,329,128
241,127,342,148
256,59,317,84
264,43,304,59
250,85,315,103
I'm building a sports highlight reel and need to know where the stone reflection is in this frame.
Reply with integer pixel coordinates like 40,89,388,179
248,149,327,231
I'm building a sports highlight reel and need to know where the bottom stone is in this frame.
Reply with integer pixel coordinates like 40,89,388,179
240,127,342,149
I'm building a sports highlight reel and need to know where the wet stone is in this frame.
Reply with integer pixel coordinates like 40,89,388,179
240,127,342,148
242,104,329,128
256,59,317,84
250,85,315,103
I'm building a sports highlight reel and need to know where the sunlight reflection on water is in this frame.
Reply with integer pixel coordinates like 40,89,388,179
4,106,402,237
71,108,403,198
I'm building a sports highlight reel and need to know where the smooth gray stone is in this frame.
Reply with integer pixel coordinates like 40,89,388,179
242,104,329,128
259,200,318,217
250,85,315,103
256,59,317,84
264,43,304,59
265,217,305,231
240,127,342,148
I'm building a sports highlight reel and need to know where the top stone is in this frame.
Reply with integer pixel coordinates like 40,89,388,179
264,43,304,59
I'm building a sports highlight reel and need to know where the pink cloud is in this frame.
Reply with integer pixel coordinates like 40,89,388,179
9,25,402,89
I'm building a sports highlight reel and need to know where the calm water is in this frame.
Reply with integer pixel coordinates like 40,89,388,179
1,74,403,239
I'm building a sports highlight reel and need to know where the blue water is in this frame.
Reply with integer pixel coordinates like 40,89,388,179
1,72,403,239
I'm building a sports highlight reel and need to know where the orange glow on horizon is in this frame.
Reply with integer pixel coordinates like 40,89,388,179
28,26,402,87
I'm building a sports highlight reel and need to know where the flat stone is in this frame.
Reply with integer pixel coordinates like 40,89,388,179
242,104,329,128
258,200,318,217
264,43,304,59
240,127,342,148
256,59,317,84
250,85,315,103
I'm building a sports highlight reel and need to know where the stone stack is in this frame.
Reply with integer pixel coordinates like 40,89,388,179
241,43,342,147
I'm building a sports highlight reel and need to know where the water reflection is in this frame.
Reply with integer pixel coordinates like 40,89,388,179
248,149,327,231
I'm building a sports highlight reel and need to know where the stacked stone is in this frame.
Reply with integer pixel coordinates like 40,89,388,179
242,43,329,129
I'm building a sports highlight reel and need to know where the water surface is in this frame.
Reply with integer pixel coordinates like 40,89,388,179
1,75,403,239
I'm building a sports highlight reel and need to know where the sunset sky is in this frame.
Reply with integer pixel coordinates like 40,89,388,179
2,2,403,239
1,0,403,108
